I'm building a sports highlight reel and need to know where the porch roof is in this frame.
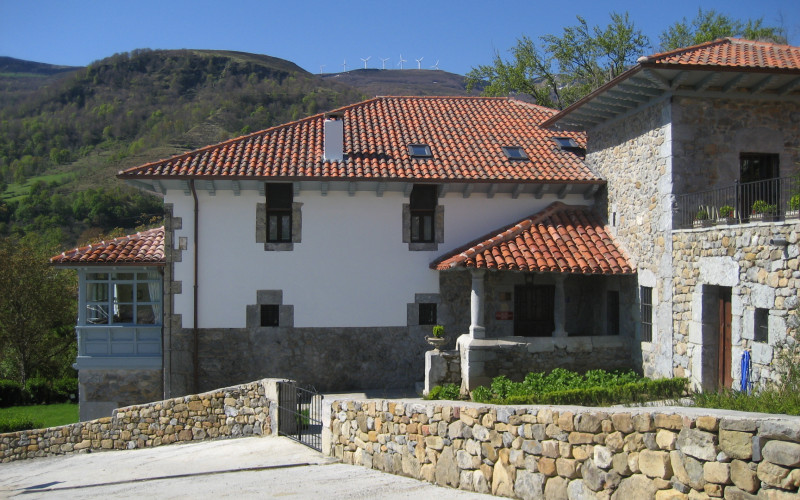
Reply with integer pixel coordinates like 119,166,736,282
50,226,165,266
431,203,634,274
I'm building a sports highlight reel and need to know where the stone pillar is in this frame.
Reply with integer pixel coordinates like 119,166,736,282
424,350,448,395
553,275,567,337
469,269,486,339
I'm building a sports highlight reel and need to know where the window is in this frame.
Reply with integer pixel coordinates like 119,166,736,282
553,137,579,149
419,303,437,325
410,184,437,243
408,144,432,158
267,183,293,243
502,146,529,160
640,286,653,342
607,291,619,336
85,271,161,325
754,308,769,343
260,304,280,327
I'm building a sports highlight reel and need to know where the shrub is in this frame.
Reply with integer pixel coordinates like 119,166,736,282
752,200,776,214
470,368,687,406
432,325,445,338
426,383,462,401
0,416,43,433
695,208,708,220
718,205,734,218
0,380,24,408
789,194,800,211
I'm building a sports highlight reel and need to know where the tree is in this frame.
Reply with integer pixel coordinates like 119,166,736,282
467,12,650,109
659,9,786,51
0,235,77,386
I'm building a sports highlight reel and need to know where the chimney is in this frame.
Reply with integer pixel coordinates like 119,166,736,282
323,112,344,162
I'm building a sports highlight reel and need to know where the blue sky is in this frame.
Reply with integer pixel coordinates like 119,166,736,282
1,0,797,76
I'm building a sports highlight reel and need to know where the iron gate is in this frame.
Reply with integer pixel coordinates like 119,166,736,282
277,382,323,451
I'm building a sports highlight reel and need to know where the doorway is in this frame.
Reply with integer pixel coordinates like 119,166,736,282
700,285,732,390
514,285,555,337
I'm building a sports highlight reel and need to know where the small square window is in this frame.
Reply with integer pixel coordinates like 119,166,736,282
419,303,437,325
260,304,280,327
754,308,769,343
502,146,528,160
408,144,432,158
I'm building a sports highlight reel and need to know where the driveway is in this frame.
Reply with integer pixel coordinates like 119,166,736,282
0,436,492,499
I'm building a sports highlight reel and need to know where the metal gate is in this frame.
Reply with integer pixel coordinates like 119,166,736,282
277,382,323,451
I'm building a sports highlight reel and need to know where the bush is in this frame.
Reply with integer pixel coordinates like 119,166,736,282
790,194,800,211
719,205,734,218
22,377,78,405
0,380,24,408
470,368,687,406
426,383,463,401
752,200,776,214
0,416,43,433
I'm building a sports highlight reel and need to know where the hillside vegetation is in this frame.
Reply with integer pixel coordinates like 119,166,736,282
0,49,368,245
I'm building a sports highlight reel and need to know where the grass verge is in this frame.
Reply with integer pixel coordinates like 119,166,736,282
0,403,79,432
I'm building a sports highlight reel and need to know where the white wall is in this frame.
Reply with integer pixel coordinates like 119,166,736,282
169,187,591,328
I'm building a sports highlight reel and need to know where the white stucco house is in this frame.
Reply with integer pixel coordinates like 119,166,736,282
56,38,800,418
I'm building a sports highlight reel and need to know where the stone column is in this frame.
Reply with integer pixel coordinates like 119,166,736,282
553,274,567,337
469,269,486,339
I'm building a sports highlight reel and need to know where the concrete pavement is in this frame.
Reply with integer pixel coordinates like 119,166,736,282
0,436,493,499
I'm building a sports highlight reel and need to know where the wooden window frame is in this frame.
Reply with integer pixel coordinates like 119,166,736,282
266,183,293,243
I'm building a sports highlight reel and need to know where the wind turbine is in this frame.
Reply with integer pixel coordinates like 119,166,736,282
360,56,371,69
342,59,347,72
380,57,389,69
431,60,440,70
397,53,406,70
319,64,326,74
415,56,424,69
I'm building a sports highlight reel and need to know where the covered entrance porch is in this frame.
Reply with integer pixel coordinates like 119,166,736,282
428,203,637,392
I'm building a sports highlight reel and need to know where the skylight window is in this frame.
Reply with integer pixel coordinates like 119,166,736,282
553,137,580,149
408,144,432,158
502,146,529,160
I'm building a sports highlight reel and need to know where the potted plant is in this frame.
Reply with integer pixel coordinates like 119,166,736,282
425,325,447,351
751,200,777,222
693,208,713,228
718,205,736,224
787,194,800,219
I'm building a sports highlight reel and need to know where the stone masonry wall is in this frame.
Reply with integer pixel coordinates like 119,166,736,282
672,221,800,390
587,98,674,379
329,399,800,499
0,378,279,463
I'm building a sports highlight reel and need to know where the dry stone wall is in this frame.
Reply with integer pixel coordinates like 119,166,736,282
0,379,279,463
329,400,800,499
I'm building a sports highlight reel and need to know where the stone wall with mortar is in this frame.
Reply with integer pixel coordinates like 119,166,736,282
586,98,674,379
0,378,279,463
328,399,800,499
672,221,800,390
78,368,161,421
671,97,800,195
190,326,430,393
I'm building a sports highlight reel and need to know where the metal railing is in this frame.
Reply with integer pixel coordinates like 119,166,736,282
674,176,800,229
278,382,323,451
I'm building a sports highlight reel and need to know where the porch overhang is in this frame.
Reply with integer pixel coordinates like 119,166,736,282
430,202,634,275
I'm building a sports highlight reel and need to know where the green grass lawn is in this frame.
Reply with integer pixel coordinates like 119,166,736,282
0,403,79,431
1,172,73,202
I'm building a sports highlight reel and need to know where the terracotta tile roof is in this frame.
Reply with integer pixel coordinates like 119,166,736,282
51,227,165,266
118,97,598,183
431,203,633,274
641,38,800,70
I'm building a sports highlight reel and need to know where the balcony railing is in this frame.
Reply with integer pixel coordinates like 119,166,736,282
674,176,800,229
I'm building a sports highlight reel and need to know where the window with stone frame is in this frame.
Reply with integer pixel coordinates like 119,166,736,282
266,183,293,243
640,286,653,342
410,184,437,243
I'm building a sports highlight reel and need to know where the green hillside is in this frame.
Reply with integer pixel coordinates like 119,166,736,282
0,49,367,246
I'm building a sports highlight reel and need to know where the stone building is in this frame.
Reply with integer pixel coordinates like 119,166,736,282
57,39,800,418
543,37,800,391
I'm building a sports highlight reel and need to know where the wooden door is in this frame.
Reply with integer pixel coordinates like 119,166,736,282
514,285,555,337
718,287,733,389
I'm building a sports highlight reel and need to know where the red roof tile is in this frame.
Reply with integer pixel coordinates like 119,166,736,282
431,203,633,274
118,97,597,183
51,227,165,266
642,38,800,70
